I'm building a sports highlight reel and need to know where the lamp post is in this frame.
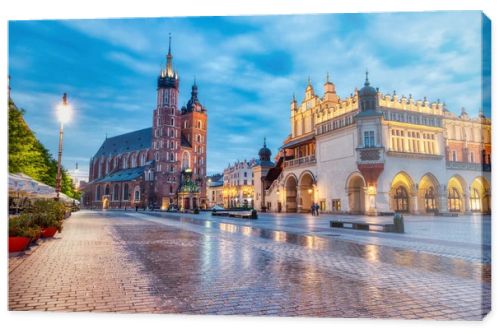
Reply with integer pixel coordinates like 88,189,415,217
55,93,72,200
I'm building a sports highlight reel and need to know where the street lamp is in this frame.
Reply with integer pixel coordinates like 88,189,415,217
55,93,73,200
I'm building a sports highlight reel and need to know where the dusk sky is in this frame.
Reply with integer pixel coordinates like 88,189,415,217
8,11,489,175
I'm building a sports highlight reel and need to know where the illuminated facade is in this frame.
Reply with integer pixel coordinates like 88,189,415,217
206,174,224,208
223,159,256,208
84,37,208,210
260,73,491,215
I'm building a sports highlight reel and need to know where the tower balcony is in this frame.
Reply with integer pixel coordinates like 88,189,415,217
356,146,385,165
283,155,316,169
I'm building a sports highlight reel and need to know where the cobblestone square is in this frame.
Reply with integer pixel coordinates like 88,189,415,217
9,210,491,320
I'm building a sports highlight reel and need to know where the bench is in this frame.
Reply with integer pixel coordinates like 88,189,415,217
330,220,398,233
434,212,458,217
212,210,258,219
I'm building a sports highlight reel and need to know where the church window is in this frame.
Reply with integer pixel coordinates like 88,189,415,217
123,184,129,200
182,152,190,170
197,120,202,129
113,184,119,201
170,118,174,126
122,156,128,169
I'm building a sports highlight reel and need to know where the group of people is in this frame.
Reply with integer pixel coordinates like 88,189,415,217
310,203,320,216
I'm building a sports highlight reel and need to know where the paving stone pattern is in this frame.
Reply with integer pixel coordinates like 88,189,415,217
9,210,491,319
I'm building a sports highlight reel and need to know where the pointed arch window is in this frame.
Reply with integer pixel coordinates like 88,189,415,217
470,188,481,212
113,184,120,201
394,186,409,212
424,187,436,212
448,187,462,212
182,152,190,170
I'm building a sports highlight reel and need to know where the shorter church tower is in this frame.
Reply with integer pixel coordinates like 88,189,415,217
179,79,208,208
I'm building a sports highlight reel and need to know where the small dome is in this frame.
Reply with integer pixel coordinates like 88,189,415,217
258,138,271,162
359,71,377,97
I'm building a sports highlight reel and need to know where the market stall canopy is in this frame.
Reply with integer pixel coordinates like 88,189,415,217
9,173,76,204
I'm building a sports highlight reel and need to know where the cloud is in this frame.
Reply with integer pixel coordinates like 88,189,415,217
106,51,158,75
10,12,487,174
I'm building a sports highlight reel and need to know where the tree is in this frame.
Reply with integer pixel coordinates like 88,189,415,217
8,98,80,200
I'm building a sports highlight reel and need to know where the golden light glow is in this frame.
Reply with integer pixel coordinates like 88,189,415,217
56,100,73,124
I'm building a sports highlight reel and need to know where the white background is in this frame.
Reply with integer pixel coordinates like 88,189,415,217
0,0,497,333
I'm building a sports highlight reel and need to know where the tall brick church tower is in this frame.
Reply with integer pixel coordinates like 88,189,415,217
153,35,208,209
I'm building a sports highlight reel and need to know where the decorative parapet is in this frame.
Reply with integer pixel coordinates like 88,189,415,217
386,151,443,160
283,155,317,169
446,161,491,172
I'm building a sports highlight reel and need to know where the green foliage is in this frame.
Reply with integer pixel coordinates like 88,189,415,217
25,199,66,232
8,99,80,200
9,214,41,238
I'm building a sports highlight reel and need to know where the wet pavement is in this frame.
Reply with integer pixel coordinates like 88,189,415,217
9,210,491,319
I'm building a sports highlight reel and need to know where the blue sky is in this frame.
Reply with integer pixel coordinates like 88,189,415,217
8,11,489,175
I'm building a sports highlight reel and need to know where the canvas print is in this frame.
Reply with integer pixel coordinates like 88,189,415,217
8,11,491,320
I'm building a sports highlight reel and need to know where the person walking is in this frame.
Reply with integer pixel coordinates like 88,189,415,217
315,203,320,216
310,203,315,216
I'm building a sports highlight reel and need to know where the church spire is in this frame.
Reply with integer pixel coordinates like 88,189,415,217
364,70,370,86
166,33,173,76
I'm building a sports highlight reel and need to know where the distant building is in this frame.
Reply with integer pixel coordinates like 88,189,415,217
84,37,208,210
67,162,88,190
223,159,256,208
206,173,224,208
258,73,491,215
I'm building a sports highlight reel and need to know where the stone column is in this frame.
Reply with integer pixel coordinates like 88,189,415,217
437,184,448,213
410,185,418,214
296,186,302,212
463,188,470,213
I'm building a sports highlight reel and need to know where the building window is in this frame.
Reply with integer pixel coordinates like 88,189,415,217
470,152,474,163
364,130,375,148
451,150,457,162
113,184,119,201
448,187,462,212
134,190,140,201
394,186,409,212
332,199,341,212
470,188,481,212
424,187,436,212
123,184,129,200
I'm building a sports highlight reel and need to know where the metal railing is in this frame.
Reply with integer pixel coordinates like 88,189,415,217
283,155,317,168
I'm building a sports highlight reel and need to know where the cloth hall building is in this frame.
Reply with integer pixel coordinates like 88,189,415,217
255,73,491,215
83,39,208,210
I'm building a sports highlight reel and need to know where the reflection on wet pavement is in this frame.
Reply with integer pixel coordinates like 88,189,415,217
107,211,489,319
138,211,489,283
